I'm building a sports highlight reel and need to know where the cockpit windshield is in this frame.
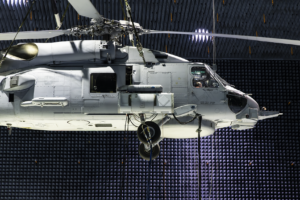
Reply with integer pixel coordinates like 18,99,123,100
191,66,219,88
203,64,231,87
215,73,231,86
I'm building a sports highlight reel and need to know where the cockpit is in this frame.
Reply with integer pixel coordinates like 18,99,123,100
191,66,219,88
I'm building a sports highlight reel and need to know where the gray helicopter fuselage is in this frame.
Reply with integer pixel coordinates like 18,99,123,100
0,40,280,138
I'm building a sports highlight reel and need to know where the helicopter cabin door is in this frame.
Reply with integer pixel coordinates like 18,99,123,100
147,72,171,93
82,66,126,114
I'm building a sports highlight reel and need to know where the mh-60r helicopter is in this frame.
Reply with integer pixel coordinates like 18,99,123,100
0,0,288,160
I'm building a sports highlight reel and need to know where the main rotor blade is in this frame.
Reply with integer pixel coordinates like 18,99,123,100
0,30,68,41
68,0,103,20
146,30,300,46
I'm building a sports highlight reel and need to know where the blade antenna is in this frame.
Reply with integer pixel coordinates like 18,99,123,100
0,0,36,68
45,1,70,43
124,0,146,64
212,0,217,69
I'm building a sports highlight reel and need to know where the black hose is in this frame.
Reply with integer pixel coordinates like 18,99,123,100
172,113,197,125
129,113,157,128
129,115,139,127
150,114,158,121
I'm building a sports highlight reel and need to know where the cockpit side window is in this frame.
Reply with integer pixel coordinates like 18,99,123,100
191,66,219,88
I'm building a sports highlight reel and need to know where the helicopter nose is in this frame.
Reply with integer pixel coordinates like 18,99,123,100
245,95,259,110
243,95,260,120
233,94,260,121
246,95,283,120
0,76,5,90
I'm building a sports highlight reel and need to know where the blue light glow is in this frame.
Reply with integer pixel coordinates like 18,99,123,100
5,0,27,6
192,29,210,42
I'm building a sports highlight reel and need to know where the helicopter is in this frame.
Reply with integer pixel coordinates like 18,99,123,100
0,0,290,161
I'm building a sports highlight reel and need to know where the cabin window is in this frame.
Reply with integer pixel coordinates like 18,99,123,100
191,66,219,88
90,73,117,93
9,93,14,102
126,66,133,85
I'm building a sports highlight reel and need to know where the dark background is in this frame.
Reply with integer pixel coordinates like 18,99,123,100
0,0,300,199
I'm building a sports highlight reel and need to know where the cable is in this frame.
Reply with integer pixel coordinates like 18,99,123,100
208,134,214,200
143,125,152,200
216,128,220,199
146,144,152,200
172,113,197,125
125,115,130,197
0,0,36,68
163,140,166,199
150,114,158,121
133,113,141,121
194,142,198,197
60,2,70,25
133,113,156,121
119,0,127,21
45,2,70,42
124,0,146,64
197,115,202,200
139,121,153,200
120,114,130,199
130,113,157,128
141,124,152,144
129,115,139,127
124,114,127,131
